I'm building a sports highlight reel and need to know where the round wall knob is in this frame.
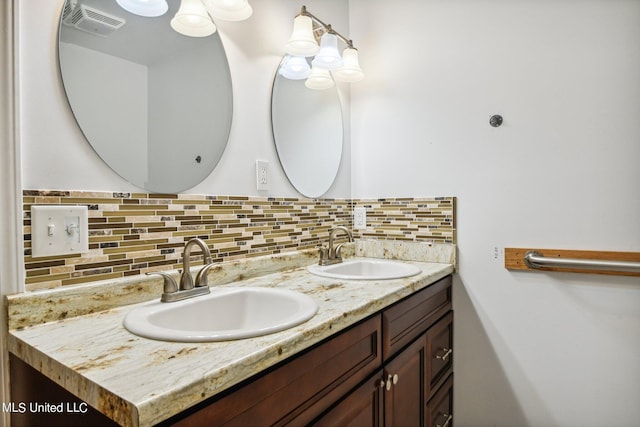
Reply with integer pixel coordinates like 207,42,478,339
489,115,503,127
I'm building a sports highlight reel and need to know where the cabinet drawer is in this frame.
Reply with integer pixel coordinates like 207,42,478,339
382,275,452,360
426,374,453,427
169,315,381,426
426,311,453,400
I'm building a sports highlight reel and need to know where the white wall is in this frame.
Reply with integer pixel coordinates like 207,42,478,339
350,0,640,426
19,0,351,198
59,42,149,185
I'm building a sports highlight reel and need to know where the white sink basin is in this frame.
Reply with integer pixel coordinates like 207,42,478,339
307,259,421,280
123,287,318,342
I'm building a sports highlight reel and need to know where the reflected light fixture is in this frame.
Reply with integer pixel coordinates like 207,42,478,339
171,0,217,37
279,55,312,80
115,0,169,17
283,6,364,88
305,65,334,90
116,0,253,38
204,0,253,22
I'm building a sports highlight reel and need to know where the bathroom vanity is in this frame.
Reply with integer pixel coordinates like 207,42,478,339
165,275,453,427
7,241,455,426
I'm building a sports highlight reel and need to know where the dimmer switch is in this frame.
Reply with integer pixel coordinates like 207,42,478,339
31,206,89,257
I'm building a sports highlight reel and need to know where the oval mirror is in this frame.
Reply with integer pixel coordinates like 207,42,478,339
271,58,343,198
58,0,233,193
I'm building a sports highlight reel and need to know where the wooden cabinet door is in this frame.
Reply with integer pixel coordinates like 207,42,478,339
167,315,381,426
383,334,426,427
311,371,384,427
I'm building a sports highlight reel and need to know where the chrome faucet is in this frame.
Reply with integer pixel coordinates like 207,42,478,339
318,226,353,266
147,238,214,302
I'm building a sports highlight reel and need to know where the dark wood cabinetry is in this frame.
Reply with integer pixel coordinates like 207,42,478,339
382,335,426,427
169,274,453,427
427,374,454,427
318,306,453,427
168,315,382,426
311,371,384,427
11,274,453,427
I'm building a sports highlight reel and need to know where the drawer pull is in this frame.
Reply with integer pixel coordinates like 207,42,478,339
435,348,452,361
384,374,399,391
436,413,453,427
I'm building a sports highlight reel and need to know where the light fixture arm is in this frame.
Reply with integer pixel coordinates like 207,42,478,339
299,5,356,49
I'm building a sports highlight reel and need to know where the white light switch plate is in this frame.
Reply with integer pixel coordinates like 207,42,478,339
31,206,89,257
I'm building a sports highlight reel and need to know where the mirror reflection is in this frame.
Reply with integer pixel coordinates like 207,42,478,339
58,0,233,193
271,58,343,198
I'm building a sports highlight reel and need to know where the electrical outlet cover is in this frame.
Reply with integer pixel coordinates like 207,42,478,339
256,160,269,191
354,207,367,229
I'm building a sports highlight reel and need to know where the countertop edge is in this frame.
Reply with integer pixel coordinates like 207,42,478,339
7,336,140,427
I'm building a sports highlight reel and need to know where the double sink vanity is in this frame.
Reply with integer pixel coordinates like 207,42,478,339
7,238,455,427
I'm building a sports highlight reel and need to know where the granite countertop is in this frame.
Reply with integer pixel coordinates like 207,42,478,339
7,240,455,427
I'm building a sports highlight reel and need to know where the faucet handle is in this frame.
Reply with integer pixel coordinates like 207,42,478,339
179,270,195,291
194,263,217,288
146,272,178,294
318,246,328,261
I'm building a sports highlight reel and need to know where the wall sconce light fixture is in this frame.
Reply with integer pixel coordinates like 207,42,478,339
283,6,363,88
115,0,252,37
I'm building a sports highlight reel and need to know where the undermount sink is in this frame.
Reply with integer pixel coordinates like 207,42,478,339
123,287,318,342
307,259,421,280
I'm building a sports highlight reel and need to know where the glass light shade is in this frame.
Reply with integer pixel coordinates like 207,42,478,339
171,0,217,37
305,65,335,90
285,15,319,57
311,33,344,70
204,0,252,21
279,55,312,80
116,0,169,17
333,48,364,83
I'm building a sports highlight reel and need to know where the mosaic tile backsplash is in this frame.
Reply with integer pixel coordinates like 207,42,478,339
22,191,455,291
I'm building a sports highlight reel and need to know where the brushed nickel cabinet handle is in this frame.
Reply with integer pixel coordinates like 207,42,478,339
385,374,393,391
435,348,453,361
436,413,453,427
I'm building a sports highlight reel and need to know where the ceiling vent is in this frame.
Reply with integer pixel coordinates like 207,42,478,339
61,0,76,25
69,4,126,37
